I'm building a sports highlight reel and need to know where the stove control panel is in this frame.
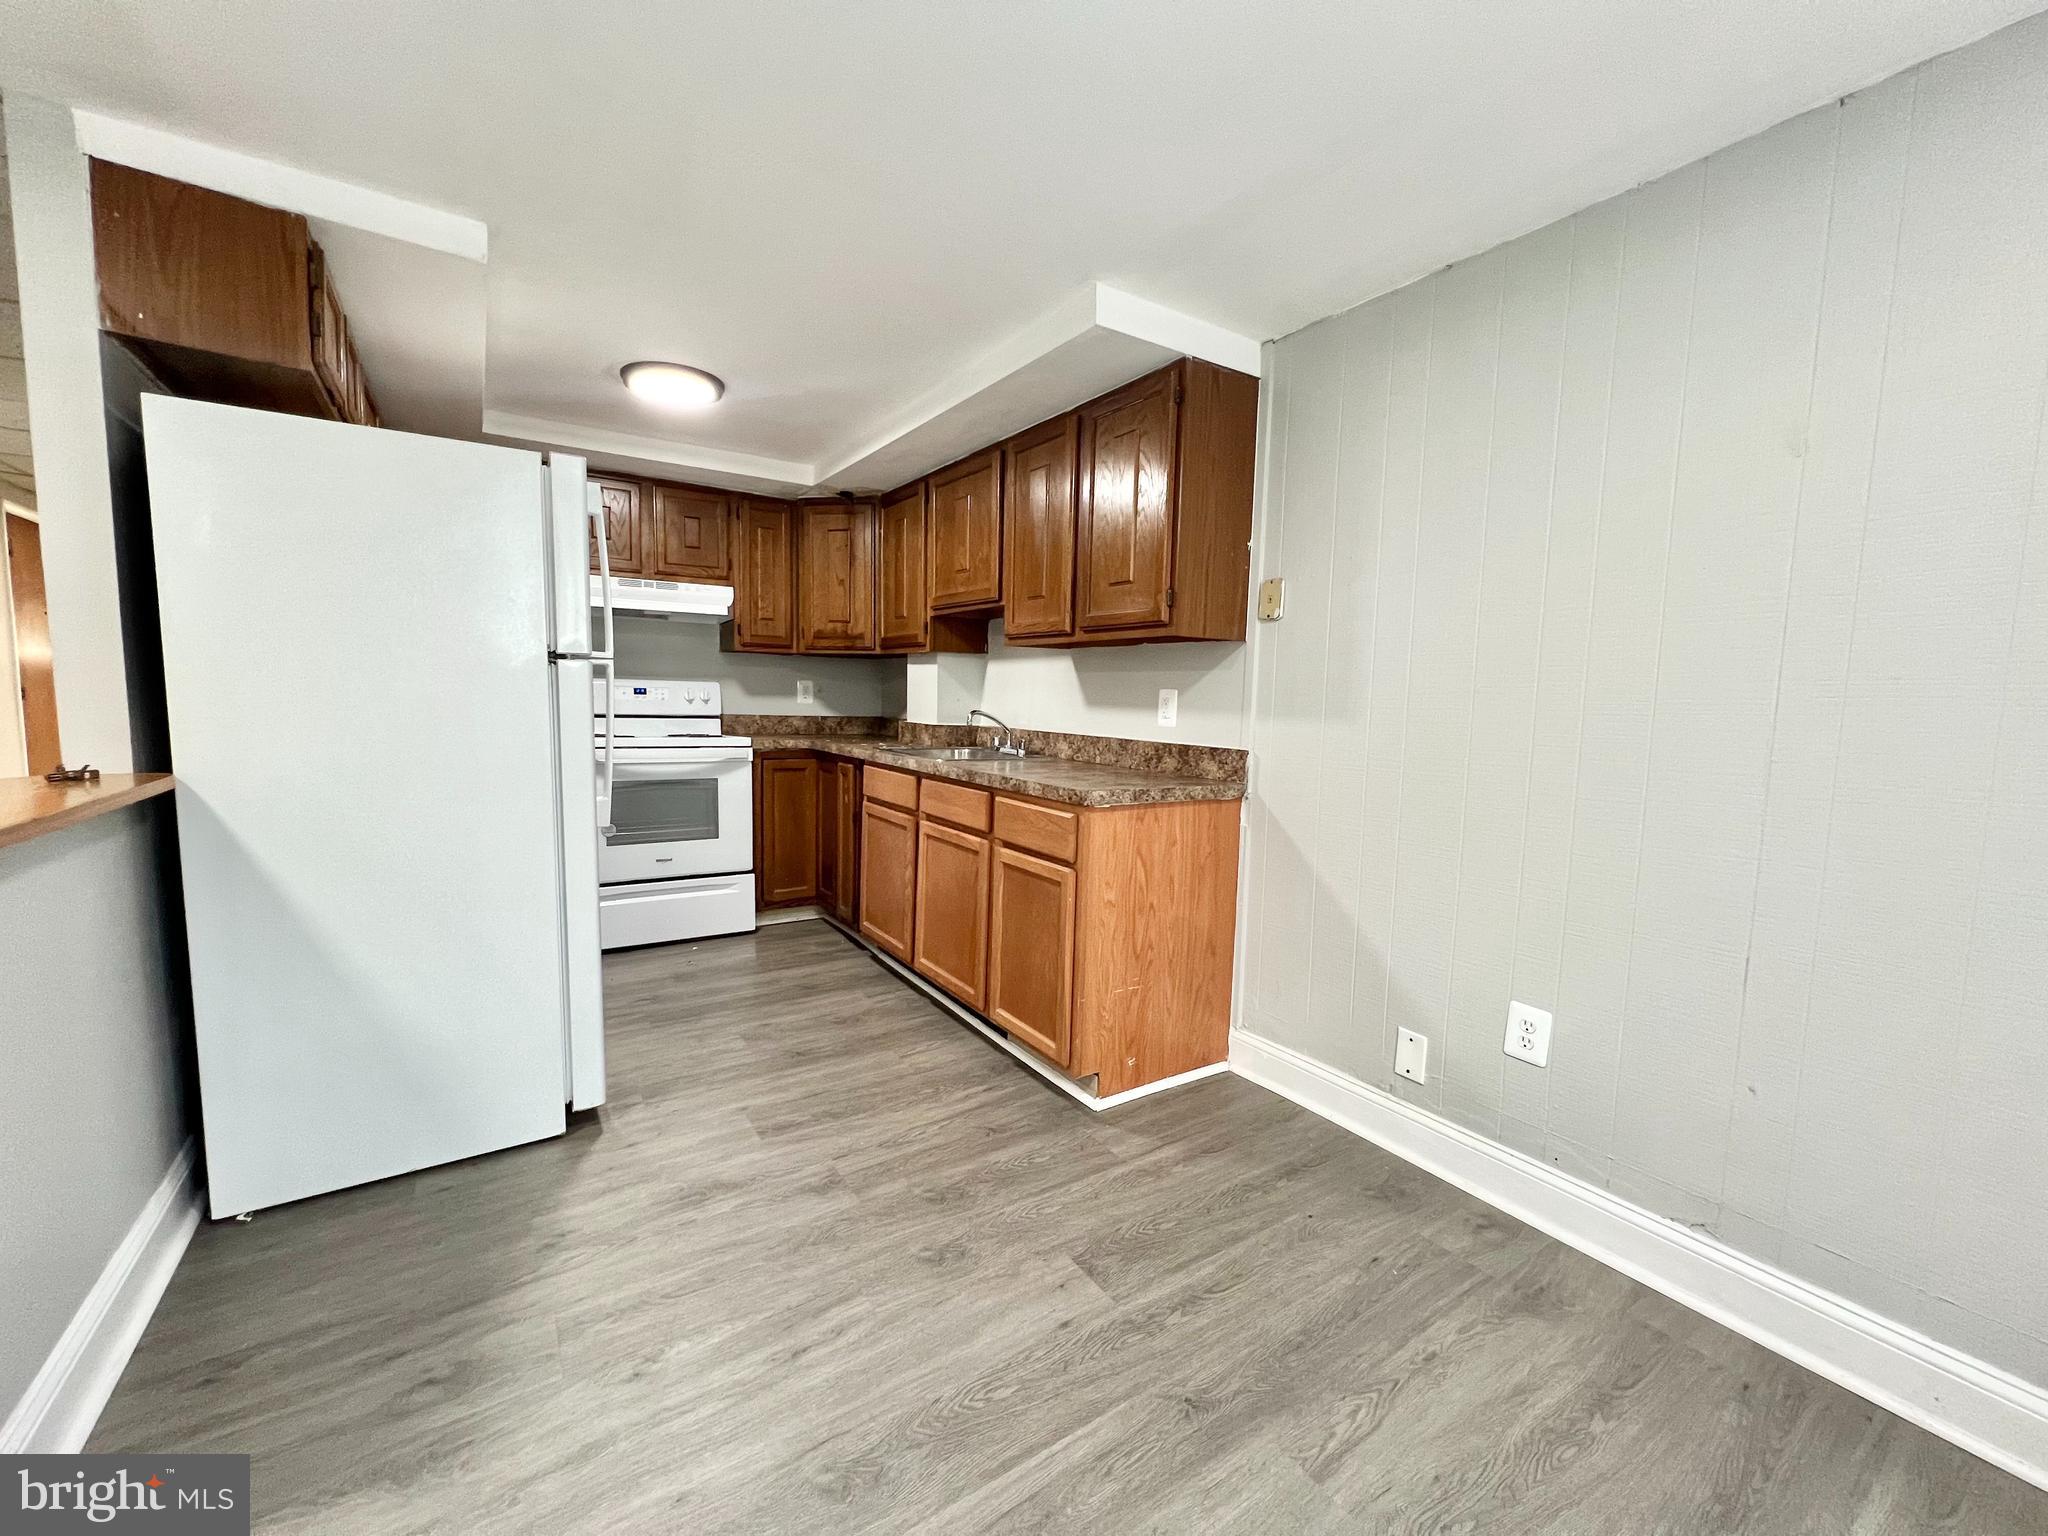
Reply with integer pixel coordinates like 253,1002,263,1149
595,677,723,717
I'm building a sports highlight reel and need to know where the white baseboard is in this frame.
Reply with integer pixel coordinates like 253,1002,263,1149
863,942,1227,1111
0,1139,201,1453
1230,1030,2048,1494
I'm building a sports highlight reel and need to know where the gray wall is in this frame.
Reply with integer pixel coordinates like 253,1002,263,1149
972,627,1249,748
611,614,906,717
0,801,189,1419
1240,11,2048,1386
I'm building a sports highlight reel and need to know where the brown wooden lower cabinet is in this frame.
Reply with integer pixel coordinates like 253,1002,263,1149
843,765,1238,1097
912,818,991,1010
859,798,918,961
755,753,819,907
819,759,861,924
986,844,1075,1062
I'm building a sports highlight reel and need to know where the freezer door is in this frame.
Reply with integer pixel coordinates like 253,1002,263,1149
545,452,593,658
142,395,571,1216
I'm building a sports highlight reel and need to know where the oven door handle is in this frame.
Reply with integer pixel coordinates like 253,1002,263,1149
606,754,754,776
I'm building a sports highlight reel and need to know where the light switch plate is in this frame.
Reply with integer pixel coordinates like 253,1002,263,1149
1395,1028,1428,1084
1257,577,1285,622
796,680,816,703
1157,688,1179,727
1504,1001,1553,1067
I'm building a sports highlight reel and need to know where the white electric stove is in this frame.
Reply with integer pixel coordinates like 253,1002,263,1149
593,677,756,948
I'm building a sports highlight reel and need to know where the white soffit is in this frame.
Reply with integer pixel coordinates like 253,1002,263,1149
67,104,1263,491
500,284,1263,495
310,220,486,443
71,110,487,262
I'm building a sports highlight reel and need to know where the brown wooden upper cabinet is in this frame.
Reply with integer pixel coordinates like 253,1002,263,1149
1071,357,1259,643
877,483,930,651
93,160,380,428
732,497,798,652
591,476,646,576
798,500,876,651
649,482,731,582
1001,412,1079,639
926,449,1002,612
875,481,988,655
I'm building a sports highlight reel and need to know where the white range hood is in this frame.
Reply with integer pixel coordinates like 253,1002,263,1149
591,574,734,621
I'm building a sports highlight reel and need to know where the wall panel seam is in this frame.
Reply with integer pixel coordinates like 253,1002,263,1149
1500,222,1580,1121
1606,160,1710,1158
1377,283,1439,1085
1780,67,1920,1211
1341,329,1399,1053
1441,256,1510,1130
1718,103,1846,1204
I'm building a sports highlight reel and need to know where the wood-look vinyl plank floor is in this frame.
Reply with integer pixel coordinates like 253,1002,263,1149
90,921,2048,1533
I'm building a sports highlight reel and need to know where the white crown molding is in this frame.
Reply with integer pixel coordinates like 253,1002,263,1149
71,110,487,263
1229,1029,2048,1494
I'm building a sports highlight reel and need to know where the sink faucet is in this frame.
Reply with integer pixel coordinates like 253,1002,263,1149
968,709,1025,757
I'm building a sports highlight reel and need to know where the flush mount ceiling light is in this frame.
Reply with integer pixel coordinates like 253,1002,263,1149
619,361,725,410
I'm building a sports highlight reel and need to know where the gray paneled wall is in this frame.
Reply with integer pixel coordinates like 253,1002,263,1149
1240,12,2048,1385
1,802,189,1422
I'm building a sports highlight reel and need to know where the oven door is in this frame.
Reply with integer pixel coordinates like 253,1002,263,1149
596,748,753,883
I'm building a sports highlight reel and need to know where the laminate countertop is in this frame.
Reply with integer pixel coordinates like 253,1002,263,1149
744,735,1244,808
0,773,176,852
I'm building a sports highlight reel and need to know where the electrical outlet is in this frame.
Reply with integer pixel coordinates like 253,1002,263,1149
795,680,816,704
1257,576,1285,621
1395,1028,1429,1084
1504,1001,1553,1067
1157,688,1179,727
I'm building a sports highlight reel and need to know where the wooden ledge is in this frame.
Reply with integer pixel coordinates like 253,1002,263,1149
0,773,176,853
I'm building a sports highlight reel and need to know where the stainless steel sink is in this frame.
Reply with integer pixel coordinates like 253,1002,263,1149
887,746,1028,762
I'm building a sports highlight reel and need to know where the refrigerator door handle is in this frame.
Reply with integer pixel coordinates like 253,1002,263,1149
590,483,616,664
590,484,617,834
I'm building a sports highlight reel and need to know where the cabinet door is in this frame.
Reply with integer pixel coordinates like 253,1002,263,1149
833,761,862,922
590,476,646,575
650,482,731,582
877,483,929,651
988,844,1076,1065
1002,413,1078,638
308,245,350,416
816,761,842,914
860,800,918,962
734,497,797,651
913,819,991,1009
799,501,876,651
1076,366,1178,630
926,449,1002,611
756,754,819,906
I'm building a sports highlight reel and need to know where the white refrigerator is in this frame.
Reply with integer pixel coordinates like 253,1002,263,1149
141,396,609,1218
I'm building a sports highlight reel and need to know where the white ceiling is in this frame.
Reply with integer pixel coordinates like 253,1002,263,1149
2,0,2041,491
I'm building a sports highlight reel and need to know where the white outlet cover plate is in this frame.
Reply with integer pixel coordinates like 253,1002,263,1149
1157,688,1178,726
1394,1028,1428,1084
796,680,816,703
1504,1001,1553,1067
